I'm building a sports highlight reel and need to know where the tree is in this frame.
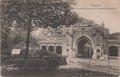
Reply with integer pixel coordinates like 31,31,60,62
1,0,78,59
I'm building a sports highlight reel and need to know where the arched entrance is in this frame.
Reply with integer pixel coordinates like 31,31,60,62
56,46,62,54
77,36,93,58
49,46,54,52
109,46,118,56
42,46,47,51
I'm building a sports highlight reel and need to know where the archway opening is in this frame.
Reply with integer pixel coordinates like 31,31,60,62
49,46,54,52
77,36,93,58
109,46,118,56
56,46,62,54
42,46,47,51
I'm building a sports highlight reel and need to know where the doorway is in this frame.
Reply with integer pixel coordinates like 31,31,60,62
77,36,93,58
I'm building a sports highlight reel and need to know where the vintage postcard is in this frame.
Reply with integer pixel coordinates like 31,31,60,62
0,0,120,77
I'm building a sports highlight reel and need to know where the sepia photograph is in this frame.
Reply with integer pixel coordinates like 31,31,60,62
0,0,120,77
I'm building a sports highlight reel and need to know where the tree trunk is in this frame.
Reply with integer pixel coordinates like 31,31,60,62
25,19,31,59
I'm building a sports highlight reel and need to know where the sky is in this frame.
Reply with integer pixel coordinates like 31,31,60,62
72,0,120,33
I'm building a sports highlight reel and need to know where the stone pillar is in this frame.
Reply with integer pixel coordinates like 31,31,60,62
72,47,77,58
54,46,56,53
62,47,66,56
47,46,49,51
92,50,96,59
70,48,75,58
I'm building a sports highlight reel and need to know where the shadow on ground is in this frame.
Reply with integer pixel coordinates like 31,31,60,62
1,69,118,77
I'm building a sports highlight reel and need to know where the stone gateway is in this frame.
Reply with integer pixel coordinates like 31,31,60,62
35,23,120,59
